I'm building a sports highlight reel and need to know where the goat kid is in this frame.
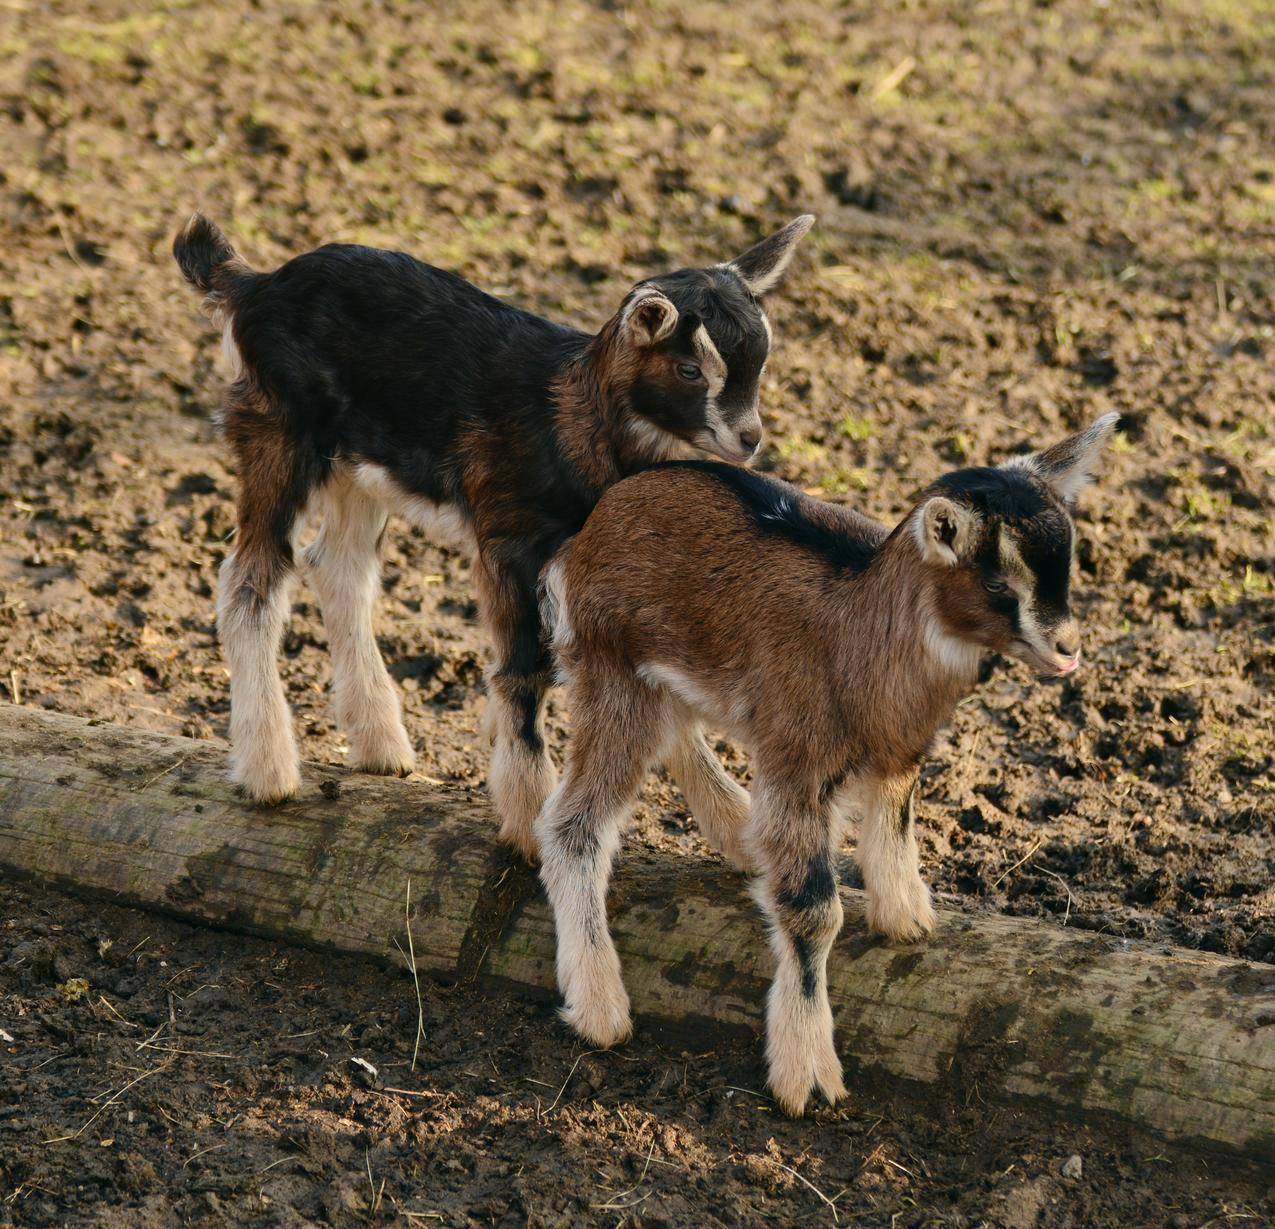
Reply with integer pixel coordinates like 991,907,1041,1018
535,413,1120,1115
173,213,814,855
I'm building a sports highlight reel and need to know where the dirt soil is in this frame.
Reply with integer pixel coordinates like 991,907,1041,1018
0,0,1272,1224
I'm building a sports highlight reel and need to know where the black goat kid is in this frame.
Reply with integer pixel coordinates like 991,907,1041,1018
173,213,813,855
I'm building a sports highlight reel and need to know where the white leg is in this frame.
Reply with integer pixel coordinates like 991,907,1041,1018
218,552,300,803
535,780,634,1047
304,482,413,777
485,680,557,863
534,671,670,1046
665,726,753,871
856,775,937,942
748,781,847,1116
474,553,558,862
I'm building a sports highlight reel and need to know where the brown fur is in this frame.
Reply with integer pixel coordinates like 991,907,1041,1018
558,471,973,781
218,385,308,615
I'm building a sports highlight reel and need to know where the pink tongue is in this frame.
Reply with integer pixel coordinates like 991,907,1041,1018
1059,658,1079,674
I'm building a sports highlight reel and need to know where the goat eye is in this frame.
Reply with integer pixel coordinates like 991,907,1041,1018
983,577,1009,595
676,362,702,382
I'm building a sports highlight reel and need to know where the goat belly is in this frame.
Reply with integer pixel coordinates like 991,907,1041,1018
348,461,475,555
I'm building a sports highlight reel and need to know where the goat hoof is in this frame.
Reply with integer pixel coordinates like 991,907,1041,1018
344,715,415,777
231,760,301,806
497,820,541,865
561,993,633,1049
866,884,937,943
721,842,758,875
348,741,415,779
769,1046,846,1117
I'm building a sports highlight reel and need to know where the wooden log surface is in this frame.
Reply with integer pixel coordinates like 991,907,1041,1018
0,704,1272,1159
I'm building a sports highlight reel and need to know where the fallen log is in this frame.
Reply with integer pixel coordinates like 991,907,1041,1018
0,704,1271,1158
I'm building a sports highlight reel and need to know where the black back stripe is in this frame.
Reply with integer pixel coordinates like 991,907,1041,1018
651,460,880,574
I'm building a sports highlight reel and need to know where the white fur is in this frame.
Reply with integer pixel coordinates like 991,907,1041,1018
914,496,977,567
625,415,692,461
217,555,301,803
748,836,846,1116
303,479,414,777
996,531,1083,673
220,320,243,380
689,324,762,460
692,323,727,398
763,951,847,1116
998,531,1050,662
485,677,558,861
348,462,474,554
921,610,982,683
636,661,749,738
539,554,574,654
854,779,937,942
535,782,633,1046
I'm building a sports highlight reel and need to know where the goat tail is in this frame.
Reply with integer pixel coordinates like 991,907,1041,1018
539,549,576,665
172,213,251,305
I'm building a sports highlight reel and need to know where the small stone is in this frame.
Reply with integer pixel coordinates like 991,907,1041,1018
1061,1153,1083,1179
319,778,341,801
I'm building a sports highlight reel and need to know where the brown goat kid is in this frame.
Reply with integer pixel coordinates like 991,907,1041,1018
173,213,813,853
534,414,1119,1115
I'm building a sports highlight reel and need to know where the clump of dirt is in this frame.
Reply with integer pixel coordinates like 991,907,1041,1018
0,0,1272,1222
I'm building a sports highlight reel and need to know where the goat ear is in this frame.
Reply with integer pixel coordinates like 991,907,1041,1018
622,288,679,347
916,497,978,566
727,214,815,296
1003,412,1120,505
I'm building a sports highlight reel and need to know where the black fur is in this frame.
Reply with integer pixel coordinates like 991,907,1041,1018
792,935,820,999
173,215,798,781
228,244,594,526
173,215,238,293
934,466,1075,623
896,787,915,837
778,852,838,912
637,267,769,425
653,461,883,573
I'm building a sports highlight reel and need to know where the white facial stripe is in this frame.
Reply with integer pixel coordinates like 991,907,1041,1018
998,531,1047,648
692,324,727,399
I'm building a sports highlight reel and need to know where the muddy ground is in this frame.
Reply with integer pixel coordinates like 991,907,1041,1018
0,0,1272,1224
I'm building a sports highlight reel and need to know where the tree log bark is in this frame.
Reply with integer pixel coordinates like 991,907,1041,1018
0,704,1271,1159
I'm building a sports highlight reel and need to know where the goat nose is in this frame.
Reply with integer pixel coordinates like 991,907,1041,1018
738,427,761,454
1055,632,1080,659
